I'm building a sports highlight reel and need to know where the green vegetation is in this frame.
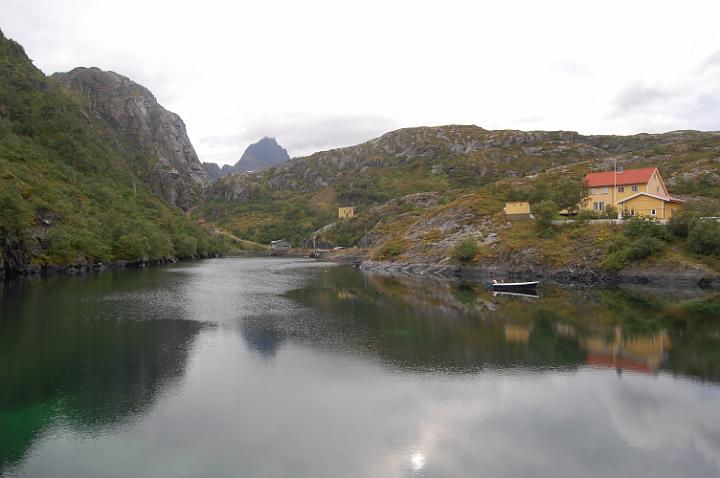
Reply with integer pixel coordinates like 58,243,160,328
450,237,479,263
600,219,671,271
533,200,558,234
0,33,225,270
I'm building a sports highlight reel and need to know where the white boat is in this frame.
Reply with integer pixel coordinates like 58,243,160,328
491,280,539,293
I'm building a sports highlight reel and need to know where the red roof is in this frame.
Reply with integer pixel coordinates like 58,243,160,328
584,167,657,188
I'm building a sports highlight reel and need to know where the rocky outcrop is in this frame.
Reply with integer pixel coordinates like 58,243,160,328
235,137,290,172
209,125,720,203
52,67,209,209
203,137,290,181
203,162,222,181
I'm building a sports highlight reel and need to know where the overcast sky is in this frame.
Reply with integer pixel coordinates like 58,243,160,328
2,0,720,165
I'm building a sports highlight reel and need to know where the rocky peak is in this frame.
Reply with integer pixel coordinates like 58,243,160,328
236,137,290,172
202,137,290,180
51,67,209,209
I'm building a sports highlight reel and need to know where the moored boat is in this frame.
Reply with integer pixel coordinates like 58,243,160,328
490,280,539,293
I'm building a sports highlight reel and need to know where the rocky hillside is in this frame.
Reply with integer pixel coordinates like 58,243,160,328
203,136,290,179
52,67,209,209
0,30,224,277
199,125,720,245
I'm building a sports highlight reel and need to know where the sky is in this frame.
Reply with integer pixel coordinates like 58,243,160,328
2,0,720,165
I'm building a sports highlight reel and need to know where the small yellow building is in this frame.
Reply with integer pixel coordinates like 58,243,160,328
504,201,531,220
338,206,354,219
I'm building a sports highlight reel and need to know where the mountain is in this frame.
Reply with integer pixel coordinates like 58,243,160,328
202,137,290,179
199,125,720,245
235,137,290,172
52,67,209,209
203,161,222,181
0,30,224,277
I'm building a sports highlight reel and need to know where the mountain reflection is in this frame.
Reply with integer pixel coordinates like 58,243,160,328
0,271,203,473
285,267,720,381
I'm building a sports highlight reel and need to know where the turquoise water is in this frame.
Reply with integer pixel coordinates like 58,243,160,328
1,258,719,477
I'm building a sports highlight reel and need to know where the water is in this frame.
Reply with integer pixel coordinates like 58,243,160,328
1,257,719,477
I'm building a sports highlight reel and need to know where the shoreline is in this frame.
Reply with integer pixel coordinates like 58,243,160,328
0,255,223,280
356,258,720,288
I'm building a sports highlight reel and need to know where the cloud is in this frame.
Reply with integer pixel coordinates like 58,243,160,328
607,51,720,132
613,82,671,113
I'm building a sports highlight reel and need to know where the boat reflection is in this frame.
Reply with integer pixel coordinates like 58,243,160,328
285,266,720,382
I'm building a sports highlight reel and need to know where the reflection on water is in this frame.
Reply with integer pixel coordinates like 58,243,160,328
1,259,719,477
286,267,720,381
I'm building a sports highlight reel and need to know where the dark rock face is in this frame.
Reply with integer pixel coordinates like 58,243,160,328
202,137,290,181
235,137,290,172
203,162,222,181
52,67,209,209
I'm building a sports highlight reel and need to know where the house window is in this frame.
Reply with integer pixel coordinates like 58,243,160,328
618,186,624,192
602,187,609,194
651,209,656,216
593,202,605,211
631,185,639,192
657,186,660,193
590,188,597,195
631,209,636,216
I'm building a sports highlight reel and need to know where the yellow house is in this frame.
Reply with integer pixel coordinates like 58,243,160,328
338,206,354,219
583,167,683,219
504,201,531,220
617,193,684,220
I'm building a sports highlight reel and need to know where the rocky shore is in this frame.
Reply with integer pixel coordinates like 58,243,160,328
0,256,225,280
358,258,720,287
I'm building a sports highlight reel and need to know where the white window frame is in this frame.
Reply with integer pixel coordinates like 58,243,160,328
590,188,597,195
618,186,624,192
602,187,609,194
631,185,639,192
593,202,605,211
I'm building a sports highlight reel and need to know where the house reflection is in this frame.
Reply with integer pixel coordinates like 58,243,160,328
585,327,670,374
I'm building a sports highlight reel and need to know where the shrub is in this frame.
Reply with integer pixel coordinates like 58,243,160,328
450,237,479,263
687,220,720,256
533,200,558,233
624,218,670,241
380,240,407,259
602,206,618,219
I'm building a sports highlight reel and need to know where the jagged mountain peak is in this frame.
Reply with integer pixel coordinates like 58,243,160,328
202,136,290,180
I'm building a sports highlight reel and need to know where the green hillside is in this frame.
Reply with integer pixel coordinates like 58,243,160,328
199,125,720,248
0,31,224,275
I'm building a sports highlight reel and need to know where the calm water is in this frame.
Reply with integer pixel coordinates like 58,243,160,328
1,258,719,477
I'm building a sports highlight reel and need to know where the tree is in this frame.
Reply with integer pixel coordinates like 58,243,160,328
533,200,558,233
552,178,590,213
113,233,150,261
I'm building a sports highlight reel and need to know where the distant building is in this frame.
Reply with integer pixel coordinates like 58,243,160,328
583,167,684,219
338,206,354,219
270,239,291,256
270,239,290,249
504,201,531,220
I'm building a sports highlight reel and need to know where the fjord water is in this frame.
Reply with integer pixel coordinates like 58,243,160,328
1,259,719,477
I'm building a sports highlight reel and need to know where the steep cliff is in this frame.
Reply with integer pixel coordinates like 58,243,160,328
0,31,224,277
52,67,209,209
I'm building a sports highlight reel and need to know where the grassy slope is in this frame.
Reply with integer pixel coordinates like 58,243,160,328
0,32,225,269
